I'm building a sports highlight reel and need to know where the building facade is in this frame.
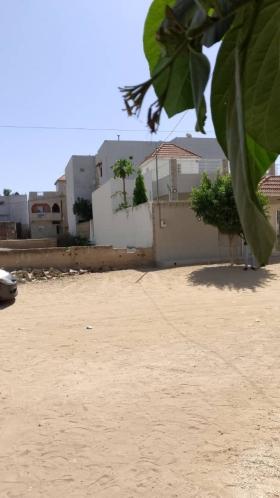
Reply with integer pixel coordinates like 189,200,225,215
0,194,29,237
65,156,96,235
29,191,67,239
64,137,228,235
140,143,226,201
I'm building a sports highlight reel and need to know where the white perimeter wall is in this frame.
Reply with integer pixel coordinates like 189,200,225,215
92,179,153,248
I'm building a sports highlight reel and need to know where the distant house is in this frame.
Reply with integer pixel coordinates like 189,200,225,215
94,140,162,188
64,137,226,235
91,140,237,265
260,175,280,252
140,142,227,201
29,175,68,239
0,193,29,238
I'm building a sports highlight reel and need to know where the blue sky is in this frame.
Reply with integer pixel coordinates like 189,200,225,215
0,0,219,193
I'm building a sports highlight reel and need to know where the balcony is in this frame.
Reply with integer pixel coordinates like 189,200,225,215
30,212,62,222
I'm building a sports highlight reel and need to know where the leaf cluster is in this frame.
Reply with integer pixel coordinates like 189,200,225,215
191,173,268,238
73,197,93,221
121,0,280,264
133,170,148,206
112,159,134,179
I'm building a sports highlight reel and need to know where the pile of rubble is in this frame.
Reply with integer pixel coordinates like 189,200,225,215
11,268,89,284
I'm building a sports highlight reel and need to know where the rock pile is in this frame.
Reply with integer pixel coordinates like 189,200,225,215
11,268,89,284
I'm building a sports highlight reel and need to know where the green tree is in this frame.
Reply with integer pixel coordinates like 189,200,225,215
112,159,134,207
3,189,12,196
191,173,268,262
73,197,92,221
133,170,148,206
121,0,280,265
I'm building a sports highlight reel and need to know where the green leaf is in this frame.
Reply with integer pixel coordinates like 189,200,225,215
189,48,210,132
243,0,280,154
226,47,275,265
143,0,177,74
202,16,233,47
153,51,194,117
246,134,277,185
211,6,277,264
210,25,235,154
211,11,277,177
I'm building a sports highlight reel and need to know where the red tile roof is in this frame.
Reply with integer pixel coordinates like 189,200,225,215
259,176,280,196
54,174,66,184
142,142,200,164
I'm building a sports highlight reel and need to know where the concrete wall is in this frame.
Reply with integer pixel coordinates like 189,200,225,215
0,238,56,249
153,202,242,265
96,140,161,186
0,194,29,229
0,246,153,271
142,157,224,201
0,222,17,240
56,180,66,195
65,155,96,235
92,179,153,248
30,221,58,239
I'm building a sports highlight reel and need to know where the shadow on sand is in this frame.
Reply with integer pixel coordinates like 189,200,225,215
187,265,277,291
0,299,16,310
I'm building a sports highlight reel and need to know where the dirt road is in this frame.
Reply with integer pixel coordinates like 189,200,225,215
1,265,280,497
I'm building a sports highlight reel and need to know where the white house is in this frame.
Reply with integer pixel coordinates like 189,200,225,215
64,137,227,235
140,142,227,201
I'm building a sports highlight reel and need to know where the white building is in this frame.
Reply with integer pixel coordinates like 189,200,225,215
140,142,227,201
65,156,96,235
64,137,227,235
95,140,162,187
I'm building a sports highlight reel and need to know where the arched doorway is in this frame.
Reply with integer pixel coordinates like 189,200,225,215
52,203,60,213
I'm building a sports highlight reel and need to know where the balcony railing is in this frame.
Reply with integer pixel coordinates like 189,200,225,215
30,212,62,222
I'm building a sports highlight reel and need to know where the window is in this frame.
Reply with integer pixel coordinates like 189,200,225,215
96,162,103,178
52,203,60,213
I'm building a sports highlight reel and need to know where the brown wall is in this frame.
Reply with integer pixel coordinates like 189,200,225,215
0,238,57,249
0,222,17,240
153,202,242,265
0,245,154,271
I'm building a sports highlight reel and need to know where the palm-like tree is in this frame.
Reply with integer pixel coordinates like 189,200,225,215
112,159,134,206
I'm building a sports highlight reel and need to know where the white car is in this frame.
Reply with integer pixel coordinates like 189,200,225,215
0,270,17,301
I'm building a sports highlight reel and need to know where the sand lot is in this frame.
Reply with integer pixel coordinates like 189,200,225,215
1,264,280,498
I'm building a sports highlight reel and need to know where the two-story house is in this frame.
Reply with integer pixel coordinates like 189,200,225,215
29,175,68,239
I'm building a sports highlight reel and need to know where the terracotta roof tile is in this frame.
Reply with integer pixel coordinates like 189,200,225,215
259,175,280,196
141,142,200,164
54,174,66,184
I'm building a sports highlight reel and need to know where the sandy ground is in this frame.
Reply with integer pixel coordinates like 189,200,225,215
1,264,280,498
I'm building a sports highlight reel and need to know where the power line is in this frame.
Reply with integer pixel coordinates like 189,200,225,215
164,111,188,142
0,124,215,134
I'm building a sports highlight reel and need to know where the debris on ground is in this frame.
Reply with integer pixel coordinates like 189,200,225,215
10,268,90,283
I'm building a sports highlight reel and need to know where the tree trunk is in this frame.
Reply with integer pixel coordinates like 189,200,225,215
122,177,127,205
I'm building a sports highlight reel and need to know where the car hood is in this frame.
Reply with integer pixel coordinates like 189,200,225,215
0,269,16,284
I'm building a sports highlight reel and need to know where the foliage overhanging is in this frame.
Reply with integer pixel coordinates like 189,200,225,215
120,0,280,264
